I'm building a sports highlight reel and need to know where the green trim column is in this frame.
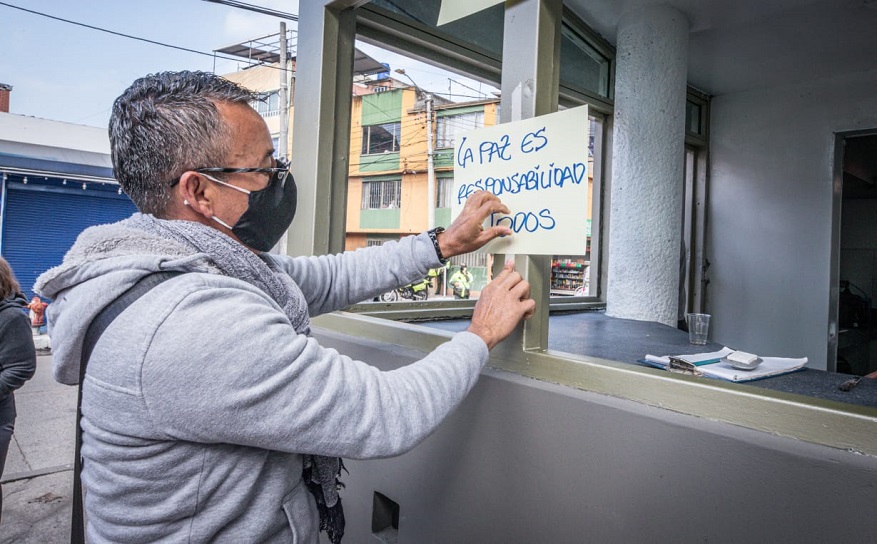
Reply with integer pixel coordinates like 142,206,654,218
290,1,358,256
497,0,563,353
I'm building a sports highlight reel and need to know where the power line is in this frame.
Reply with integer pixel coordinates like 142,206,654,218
200,0,298,21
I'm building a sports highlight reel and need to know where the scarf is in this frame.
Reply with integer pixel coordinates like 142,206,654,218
127,214,345,543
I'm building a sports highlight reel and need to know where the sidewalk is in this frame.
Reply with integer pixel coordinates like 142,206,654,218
1,349,77,543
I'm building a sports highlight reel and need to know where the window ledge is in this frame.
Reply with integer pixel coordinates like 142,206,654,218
312,311,877,457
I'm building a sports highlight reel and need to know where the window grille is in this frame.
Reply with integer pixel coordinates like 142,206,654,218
361,179,401,209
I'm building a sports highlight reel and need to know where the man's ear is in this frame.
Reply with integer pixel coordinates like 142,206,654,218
177,171,215,217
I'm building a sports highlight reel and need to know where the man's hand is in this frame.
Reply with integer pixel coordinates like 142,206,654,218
466,262,536,350
437,191,511,258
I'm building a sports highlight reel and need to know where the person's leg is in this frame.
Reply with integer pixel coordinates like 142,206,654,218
0,393,17,523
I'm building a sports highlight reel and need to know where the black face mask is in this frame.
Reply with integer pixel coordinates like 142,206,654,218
203,160,297,252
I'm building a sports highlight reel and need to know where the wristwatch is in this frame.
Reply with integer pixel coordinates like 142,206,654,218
427,227,449,265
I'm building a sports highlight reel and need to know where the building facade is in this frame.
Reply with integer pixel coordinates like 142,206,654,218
344,81,502,292
0,112,136,299
222,62,295,159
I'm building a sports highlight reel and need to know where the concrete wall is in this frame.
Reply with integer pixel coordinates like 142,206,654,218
314,329,877,543
706,68,877,370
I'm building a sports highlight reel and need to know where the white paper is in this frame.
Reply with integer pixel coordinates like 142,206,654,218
698,357,809,382
644,348,808,382
450,106,590,255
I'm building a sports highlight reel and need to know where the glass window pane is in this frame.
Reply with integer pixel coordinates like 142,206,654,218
344,41,501,302
560,23,611,99
686,100,702,135
367,0,504,58
550,257,590,295
549,115,601,299
436,111,483,149
268,90,280,114
363,123,400,154
253,96,267,115
436,177,454,208
345,40,604,304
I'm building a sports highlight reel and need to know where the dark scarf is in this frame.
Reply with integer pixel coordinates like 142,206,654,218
127,214,345,543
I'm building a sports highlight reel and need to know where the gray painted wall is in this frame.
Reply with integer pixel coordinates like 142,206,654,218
706,69,877,370
315,329,877,543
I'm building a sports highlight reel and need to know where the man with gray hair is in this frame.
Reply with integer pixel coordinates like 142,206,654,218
36,71,534,543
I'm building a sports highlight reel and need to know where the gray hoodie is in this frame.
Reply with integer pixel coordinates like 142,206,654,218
36,217,487,543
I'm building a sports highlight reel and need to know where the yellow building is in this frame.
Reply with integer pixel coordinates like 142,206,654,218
345,80,500,250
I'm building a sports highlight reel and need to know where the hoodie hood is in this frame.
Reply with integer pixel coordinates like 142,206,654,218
0,292,27,313
35,213,217,384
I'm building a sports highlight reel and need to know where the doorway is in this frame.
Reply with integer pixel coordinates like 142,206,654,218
831,131,877,374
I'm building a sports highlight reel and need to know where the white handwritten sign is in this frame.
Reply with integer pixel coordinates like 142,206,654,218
451,106,590,255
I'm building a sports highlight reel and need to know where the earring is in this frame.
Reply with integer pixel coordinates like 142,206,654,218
183,199,190,206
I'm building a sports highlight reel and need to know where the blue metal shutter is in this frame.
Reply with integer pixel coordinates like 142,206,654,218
1,182,137,299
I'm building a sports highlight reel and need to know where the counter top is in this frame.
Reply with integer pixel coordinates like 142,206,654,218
421,309,877,408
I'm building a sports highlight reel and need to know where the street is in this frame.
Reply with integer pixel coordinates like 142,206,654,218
1,352,76,543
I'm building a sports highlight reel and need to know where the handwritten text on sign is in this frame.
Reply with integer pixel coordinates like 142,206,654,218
451,106,589,255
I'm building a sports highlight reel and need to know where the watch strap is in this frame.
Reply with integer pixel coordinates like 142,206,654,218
427,227,449,264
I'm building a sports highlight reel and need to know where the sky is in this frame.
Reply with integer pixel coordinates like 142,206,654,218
0,0,498,129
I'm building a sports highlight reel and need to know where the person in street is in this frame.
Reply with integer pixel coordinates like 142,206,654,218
0,257,37,523
26,295,48,335
426,263,448,296
450,264,475,299
35,71,535,543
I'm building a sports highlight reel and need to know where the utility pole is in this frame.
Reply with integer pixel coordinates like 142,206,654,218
425,92,435,229
395,69,436,229
278,22,289,160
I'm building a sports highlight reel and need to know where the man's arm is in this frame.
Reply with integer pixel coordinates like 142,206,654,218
140,265,533,458
271,192,512,314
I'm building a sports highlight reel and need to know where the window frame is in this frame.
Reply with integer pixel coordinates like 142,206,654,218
435,111,484,149
252,90,282,118
435,176,454,209
349,4,612,317
682,87,710,313
361,121,401,155
361,178,401,209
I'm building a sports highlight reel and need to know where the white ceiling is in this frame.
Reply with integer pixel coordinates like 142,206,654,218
565,0,877,96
